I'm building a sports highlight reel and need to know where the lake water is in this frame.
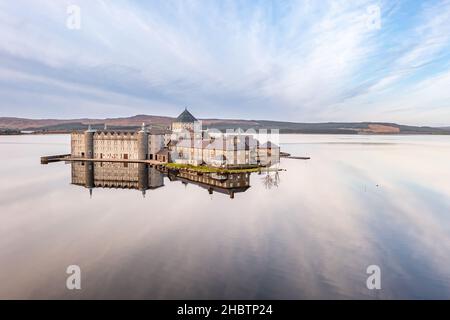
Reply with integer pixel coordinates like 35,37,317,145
0,134,449,299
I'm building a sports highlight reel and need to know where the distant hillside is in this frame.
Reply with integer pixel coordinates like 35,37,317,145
0,115,174,130
203,120,450,135
0,115,449,135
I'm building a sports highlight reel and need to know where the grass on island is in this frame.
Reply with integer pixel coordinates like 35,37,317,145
165,162,264,173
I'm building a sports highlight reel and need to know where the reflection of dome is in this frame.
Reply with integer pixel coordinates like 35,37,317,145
175,108,197,123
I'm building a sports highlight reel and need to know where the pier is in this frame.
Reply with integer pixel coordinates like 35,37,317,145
41,155,165,166
280,152,311,160
284,156,311,160
40,154,71,164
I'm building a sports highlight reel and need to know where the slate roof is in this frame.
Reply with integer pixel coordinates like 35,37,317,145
259,141,279,149
156,148,170,156
175,108,197,123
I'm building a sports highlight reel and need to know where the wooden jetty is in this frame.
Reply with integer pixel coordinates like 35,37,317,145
41,155,164,166
280,152,310,160
285,156,311,160
40,154,71,164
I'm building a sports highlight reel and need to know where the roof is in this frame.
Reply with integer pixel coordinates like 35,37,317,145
259,141,280,149
175,108,197,123
156,148,170,155
75,128,169,136
148,128,172,135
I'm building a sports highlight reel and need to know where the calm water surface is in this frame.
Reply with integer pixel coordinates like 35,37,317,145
0,134,450,299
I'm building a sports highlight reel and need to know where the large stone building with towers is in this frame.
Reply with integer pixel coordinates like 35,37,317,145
71,123,169,162
70,108,280,167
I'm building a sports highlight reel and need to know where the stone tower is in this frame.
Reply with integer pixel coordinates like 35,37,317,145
172,107,197,132
137,122,149,160
84,124,96,159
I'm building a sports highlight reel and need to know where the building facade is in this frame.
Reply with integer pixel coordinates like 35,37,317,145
71,124,168,162
168,108,280,167
171,135,279,167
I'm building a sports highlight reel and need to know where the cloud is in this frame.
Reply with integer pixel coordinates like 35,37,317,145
321,0,450,125
0,0,449,125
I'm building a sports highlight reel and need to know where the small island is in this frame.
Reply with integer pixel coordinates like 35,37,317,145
41,109,282,174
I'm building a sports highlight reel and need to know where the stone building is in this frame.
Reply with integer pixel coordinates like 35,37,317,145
169,108,280,167
71,124,168,162
70,108,280,168
172,135,259,167
255,141,280,166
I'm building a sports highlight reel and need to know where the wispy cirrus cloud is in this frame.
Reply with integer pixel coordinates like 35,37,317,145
0,0,449,125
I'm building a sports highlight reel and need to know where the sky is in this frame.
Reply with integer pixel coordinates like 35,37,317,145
0,0,450,126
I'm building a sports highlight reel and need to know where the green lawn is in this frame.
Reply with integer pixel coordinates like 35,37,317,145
165,162,264,173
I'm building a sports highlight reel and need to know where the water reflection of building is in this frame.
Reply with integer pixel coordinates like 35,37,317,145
167,170,250,199
71,162,164,197
71,162,252,199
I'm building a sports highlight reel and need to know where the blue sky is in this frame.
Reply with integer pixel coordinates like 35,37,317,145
0,0,449,125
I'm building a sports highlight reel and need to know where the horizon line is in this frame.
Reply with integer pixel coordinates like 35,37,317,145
0,113,448,128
